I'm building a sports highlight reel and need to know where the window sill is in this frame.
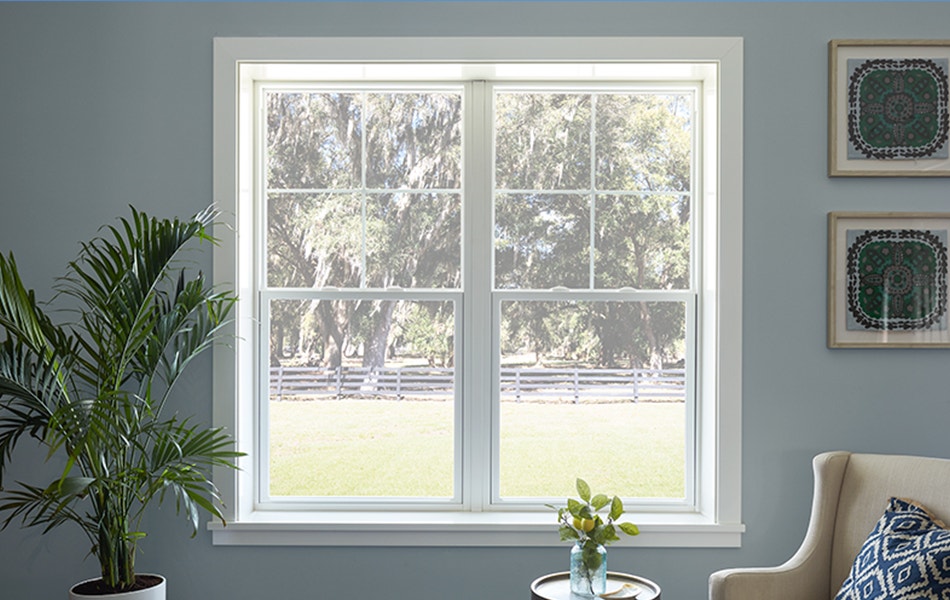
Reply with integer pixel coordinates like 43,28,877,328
208,510,744,547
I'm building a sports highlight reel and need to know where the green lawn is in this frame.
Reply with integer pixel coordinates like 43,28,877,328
268,399,684,499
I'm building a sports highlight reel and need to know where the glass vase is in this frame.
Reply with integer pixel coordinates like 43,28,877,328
570,540,607,597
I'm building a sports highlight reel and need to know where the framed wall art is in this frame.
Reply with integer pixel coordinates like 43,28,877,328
828,212,950,348
829,40,950,177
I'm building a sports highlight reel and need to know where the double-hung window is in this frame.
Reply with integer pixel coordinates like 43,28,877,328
212,37,743,546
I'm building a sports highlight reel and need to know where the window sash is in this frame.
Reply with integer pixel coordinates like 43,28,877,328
258,289,465,508
489,290,697,509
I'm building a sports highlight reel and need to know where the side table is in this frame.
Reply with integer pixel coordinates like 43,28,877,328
530,571,661,600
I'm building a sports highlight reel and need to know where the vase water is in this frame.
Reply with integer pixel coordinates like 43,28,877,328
570,540,607,597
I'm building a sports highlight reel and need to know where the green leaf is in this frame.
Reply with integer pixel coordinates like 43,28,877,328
618,522,640,536
567,497,584,518
609,495,624,521
559,525,580,541
591,494,610,510
52,477,94,498
581,543,603,571
588,525,605,545
576,478,591,502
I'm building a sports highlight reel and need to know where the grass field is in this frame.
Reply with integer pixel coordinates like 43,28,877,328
268,399,685,499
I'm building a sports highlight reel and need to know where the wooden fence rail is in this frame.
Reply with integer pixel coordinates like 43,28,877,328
269,366,685,403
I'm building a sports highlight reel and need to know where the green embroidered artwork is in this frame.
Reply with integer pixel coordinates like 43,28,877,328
847,58,950,160
846,229,948,331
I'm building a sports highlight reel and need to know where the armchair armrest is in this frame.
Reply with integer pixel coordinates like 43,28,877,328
709,553,830,600
709,451,852,600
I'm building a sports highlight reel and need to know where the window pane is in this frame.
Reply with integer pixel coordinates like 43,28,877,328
267,192,461,289
365,193,461,288
495,92,592,190
268,298,456,498
267,193,362,288
365,92,462,190
266,91,362,190
494,193,589,289
594,194,691,290
498,300,686,499
595,93,693,192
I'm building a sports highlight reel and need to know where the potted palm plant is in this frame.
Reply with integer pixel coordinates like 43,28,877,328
0,206,240,598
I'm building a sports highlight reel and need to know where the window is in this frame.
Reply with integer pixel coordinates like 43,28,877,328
212,37,743,546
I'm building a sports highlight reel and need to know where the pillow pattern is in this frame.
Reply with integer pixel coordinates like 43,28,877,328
835,497,950,600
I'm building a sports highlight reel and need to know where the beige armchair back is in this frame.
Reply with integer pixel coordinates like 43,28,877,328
709,451,950,600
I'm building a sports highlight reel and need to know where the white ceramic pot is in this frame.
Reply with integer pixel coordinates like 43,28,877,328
68,574,166,600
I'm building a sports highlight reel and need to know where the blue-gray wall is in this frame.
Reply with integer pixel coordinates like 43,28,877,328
2,2,950,598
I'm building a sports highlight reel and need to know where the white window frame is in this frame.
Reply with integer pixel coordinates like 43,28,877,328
211,36,743,547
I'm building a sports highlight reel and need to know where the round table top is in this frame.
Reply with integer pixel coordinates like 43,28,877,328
530,571,661,600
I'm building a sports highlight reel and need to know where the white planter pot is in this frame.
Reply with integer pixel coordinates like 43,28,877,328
69,575,166,600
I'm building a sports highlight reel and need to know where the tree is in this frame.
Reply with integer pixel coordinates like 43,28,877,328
265,90,462,374
265,88,692,374
495,92,693,368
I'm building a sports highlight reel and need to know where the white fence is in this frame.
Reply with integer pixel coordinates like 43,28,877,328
269,365,685,403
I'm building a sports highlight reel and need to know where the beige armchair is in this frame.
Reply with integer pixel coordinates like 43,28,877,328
709,451,950,600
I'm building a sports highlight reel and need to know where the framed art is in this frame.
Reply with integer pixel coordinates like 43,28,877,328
828,212,950,348
829,40,950,177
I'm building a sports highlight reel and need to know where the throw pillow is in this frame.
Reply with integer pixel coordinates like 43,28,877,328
835,497,950,600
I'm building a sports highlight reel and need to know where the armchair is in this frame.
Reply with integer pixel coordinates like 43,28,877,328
709,451,950,600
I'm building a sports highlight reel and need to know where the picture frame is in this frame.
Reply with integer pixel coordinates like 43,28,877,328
829,40,950,177
828,212,950,348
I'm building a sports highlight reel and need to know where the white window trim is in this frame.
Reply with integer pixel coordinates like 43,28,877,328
211,36,743,547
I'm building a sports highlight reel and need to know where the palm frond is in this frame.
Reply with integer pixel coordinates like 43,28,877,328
56,206,220,393
0,253,55,355
140,275,235,412
0,338,77,483
144,417,238,532
0,480,96,540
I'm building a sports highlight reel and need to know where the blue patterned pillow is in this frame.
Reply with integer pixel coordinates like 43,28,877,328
835,497,950,600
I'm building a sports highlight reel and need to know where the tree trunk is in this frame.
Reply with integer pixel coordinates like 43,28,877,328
317,300,345,368
639,303,662,370
363,300,395,371
360,301,395,392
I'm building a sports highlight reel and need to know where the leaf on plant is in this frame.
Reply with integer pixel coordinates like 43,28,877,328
576,478,591,502
559,525,580,541
567,497,584,517
588,525,605,545
609,495,624,521
51,477,94,498
582,544,603,570
619,522,640,536
591,494,610,510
